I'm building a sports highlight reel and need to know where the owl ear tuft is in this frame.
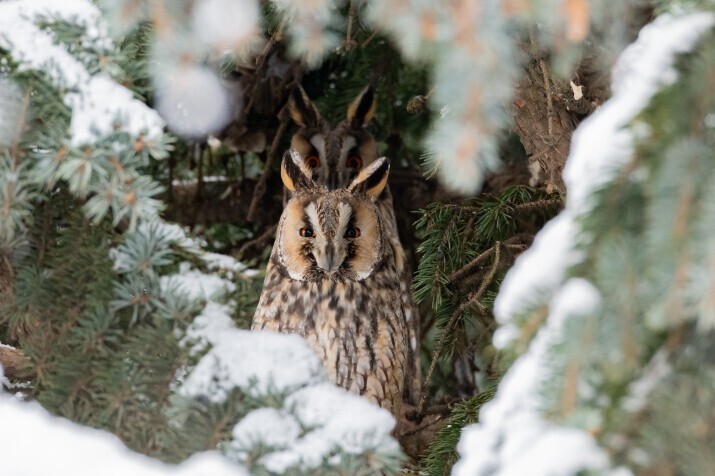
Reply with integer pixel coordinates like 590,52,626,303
281,149,316,192
288,85,322,127
347,86,376,127
348,157,389,198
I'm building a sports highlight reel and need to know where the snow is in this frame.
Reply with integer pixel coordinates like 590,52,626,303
454,280,606,476
0,77,24,148
457,11,714,476
5,228,397,474
0,0,165,146
174,264,399,473
67,75,164,146
154,64,232,138
171,175,237,186
192,0,260,50
620,350,671,413
203,252,255,276
232,407,302,453
493,214,583,348
180,328,325,401
168,241,323,401
494,11,715,341
231,383,399,473
114,219,256,289
279,383,398,459
0,396,247,476
161,264,236,302
565,11,715,216
168,236,399,473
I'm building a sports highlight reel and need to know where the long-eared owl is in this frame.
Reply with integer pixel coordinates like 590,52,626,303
286,86,421,404
252,150,408,415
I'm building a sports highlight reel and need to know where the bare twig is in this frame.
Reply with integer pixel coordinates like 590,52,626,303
167,155,175,203
255,22,285,70
344,1,358,51
397,413,447,438
514,198,563,213
406,398,463,422
238,223,278,258
448,246,497,284
196,143,205,200
504,232,535,245
245,22,286,115
539,59,554,139
361,30,378,48
464,243,501,306
247,106,289,222
504,243,528,252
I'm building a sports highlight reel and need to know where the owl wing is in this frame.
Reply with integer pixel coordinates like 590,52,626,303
357,259,409,416
251,260,284,332
377,190,421,406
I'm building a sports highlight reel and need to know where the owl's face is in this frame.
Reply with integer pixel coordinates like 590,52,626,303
276,150,390,282
288,86,378,190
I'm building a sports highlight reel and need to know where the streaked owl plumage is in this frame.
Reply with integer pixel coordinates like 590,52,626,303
284,86,421,405
252,151,408,414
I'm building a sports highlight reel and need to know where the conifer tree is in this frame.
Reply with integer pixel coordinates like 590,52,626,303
455,5,715,475
0,1,401,474
2,0,713,474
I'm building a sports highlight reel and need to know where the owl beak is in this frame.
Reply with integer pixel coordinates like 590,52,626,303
315,247,340,275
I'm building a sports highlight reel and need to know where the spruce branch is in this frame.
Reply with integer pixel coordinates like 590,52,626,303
419,389,496,475
448,232,534,287
465,242,502,308
416,244,502,421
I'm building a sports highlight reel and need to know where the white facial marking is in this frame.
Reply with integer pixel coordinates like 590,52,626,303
337,202,352,237
309,134,326,161
305,202,321,233
340,135,357,161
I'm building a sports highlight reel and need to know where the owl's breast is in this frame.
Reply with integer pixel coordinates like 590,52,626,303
252,272,408,414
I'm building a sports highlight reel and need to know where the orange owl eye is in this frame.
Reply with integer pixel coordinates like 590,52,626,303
305,155,321,168
346,155,362,170
345,227,361,238
299,227,314,238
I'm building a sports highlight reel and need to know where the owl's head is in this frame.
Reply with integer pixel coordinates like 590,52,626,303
288,85,378,190
276,149,390,282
